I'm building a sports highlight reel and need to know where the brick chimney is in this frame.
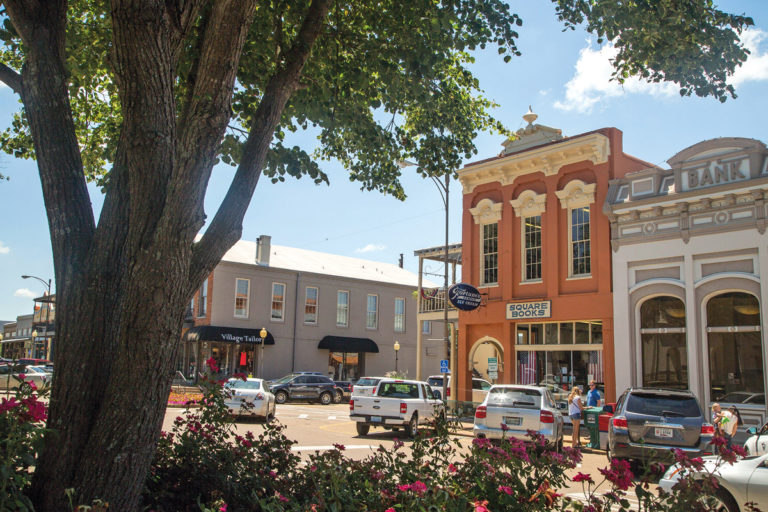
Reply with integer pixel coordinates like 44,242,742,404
256,235,271,266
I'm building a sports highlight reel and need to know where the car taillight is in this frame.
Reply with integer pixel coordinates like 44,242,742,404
475,405,487,419
350,399,355,411
540,410,555,424
612,417,628,429
447,388,451,397
400,402,407,414
701,424,715,435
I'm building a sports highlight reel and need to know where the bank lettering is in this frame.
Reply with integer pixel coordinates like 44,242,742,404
506,300,552,320
685,158,748,190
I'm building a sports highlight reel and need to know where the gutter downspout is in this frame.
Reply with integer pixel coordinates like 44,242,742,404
291,272,301,372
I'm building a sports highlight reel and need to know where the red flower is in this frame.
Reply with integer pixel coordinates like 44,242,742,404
599,459,634,491
473,500,490,512
573,472,594,484
0,397,20,413
448,463,457,473
498,485,513,495
205,357,220,373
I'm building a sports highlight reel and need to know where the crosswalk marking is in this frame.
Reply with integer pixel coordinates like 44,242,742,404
298,414,308,419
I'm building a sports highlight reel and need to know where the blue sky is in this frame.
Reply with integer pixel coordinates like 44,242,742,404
1,1,767,320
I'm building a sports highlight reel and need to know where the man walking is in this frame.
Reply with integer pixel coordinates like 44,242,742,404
586,380,602,407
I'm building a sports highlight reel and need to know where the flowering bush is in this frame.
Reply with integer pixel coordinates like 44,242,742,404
167,389,203,406
144,361,762,511
0,373,51,511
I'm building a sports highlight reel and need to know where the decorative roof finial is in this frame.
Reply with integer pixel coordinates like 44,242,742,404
523,105,538,125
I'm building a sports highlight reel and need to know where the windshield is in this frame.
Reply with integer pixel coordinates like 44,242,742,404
626,393,702,417
226,380,262,390
355,378,380,387
272,374,296,384
487,387,542,408
377,382,419,399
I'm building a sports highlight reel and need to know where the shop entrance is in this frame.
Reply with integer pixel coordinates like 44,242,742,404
328,352,361,381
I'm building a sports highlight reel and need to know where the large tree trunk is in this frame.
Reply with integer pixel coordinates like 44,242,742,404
0,0,330,509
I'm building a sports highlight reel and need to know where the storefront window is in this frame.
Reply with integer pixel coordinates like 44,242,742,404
516,349,603,397
707,292,763,403
640,296,687,389
328,352,361,381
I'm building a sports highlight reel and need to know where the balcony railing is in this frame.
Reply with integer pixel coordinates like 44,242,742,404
419,290,457,314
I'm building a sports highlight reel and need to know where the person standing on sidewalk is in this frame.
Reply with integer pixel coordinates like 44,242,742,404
568,386,584,448
586,381,602,407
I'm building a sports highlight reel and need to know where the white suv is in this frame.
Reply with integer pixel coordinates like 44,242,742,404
426,375,491,403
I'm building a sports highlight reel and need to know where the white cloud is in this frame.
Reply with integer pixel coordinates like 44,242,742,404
731,28,768,86
554,40,677,114
0,241,9,254
355,243,386,254
14,288,36,299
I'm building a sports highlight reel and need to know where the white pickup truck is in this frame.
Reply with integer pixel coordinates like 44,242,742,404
349,379,444,437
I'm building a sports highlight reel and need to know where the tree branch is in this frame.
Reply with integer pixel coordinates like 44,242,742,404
0,63,22,95
188,0,331,290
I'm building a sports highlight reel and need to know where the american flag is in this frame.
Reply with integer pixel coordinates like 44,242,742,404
518,351,537,385
588,351,604,383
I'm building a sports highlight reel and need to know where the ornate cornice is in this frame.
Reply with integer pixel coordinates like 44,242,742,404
510,190,547,217
458,133,611,193
555,179,596,209
469,198,503,225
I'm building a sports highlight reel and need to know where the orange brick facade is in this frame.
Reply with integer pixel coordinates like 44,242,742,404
456,125,649,403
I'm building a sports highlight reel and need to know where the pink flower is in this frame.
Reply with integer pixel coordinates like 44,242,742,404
409,480,427,495
573,472,594,484
219,504,227,511
277,492,289,503
0,397,20,413
385,509,395,512
473,500,490,512
498,485,513,495
205,357,220,373
448,463,457,473
333,443,346,451
17,373,25,380
599,459,634,491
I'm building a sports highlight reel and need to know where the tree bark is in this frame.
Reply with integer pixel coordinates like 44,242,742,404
0,0,330,509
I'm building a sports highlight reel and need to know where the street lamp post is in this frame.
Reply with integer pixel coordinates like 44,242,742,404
259,327,267,378
394,341,400,373
22,275,52,360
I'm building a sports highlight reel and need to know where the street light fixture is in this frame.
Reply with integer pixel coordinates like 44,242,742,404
259,327,267,378
394,341,400,373
22,274,52,360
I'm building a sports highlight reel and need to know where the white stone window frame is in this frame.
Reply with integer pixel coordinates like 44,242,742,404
366,293,379,330
394,297,406,333
304,286,319,325
197,278,208,317
556,180,596,278
234,278,250,319
336,290,349,328
470,198,502,287
511,190,546,284
271,282,286,322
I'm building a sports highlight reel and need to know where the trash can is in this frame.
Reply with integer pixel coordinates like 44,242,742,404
584,407,603,449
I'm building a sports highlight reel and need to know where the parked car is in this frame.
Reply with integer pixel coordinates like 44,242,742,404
349,378,444,437
607,388,714,463
333,381,354,399
269,373,339,405
223,378,275,420
659,452,768,511
744,420,768,456
426,375,491,403
0,364,52,390
473,385,564,447
717,391,765,405
352,377,384,397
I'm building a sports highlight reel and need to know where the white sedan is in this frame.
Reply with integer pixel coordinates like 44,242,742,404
744,422,768,456
223,378,275,420
659,453,768,512
0,364,52,391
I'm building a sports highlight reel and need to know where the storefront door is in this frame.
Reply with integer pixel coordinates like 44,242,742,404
328,352,361,381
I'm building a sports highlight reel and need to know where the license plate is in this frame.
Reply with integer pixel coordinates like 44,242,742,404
504,416,522,426
655,427,674,438
371,416,382,423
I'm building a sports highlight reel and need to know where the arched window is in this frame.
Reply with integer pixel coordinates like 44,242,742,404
707,292,764,404
640,296,687,389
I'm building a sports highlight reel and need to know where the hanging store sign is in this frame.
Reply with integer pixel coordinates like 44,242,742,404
506,300,551,320
447,283,482,311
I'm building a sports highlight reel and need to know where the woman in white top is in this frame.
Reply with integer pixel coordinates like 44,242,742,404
568,386,584,448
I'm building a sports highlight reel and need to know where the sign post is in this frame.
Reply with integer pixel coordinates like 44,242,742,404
488,357,498,381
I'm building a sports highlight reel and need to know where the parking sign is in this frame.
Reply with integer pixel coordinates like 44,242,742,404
440,359,449,373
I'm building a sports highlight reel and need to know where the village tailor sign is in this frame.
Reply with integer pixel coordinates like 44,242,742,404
447,283,482,311
681,157,749,191
506,300,552,320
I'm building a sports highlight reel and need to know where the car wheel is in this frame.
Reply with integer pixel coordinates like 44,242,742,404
356,423,370,436
333,390,343,404
406,413,419,438
275,391,288,404
319,392,333,405
701,488,738,512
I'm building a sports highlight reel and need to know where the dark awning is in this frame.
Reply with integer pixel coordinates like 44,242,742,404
183,326,275,345
318,336,379,353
